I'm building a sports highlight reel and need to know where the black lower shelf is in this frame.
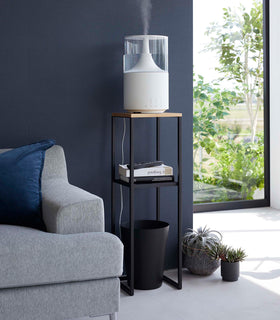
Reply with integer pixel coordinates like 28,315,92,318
113,178,178,188
120,274,182,294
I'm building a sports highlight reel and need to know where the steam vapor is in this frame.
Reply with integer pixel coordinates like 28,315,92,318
139,0,152,35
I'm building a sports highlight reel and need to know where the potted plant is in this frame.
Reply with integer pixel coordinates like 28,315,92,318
182,226,222,276
208,244,247,281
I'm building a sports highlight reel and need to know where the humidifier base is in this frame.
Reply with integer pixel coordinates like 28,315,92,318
125,109,168,114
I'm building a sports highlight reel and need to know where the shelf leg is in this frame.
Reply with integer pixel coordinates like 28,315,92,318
129,118,135,296
156,117,160,221
177,117,182,289
111,116,115,234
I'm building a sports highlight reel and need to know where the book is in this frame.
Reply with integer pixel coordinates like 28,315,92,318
119,175,174,183
118,164,173,178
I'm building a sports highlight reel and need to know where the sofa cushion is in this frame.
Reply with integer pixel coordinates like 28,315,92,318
0,225,123,289
0,140,55,230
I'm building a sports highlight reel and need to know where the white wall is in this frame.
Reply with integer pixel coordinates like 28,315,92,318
270,0,280,208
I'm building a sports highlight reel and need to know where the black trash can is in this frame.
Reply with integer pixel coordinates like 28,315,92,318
121,220,169,290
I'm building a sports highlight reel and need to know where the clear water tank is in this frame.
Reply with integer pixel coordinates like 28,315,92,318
123,35,169,113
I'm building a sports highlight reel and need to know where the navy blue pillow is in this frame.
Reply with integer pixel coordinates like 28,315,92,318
0,140,55,230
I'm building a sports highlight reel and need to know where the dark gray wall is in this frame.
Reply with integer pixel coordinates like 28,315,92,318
0,0,193,267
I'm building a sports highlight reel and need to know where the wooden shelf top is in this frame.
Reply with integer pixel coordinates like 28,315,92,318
112,112,182,118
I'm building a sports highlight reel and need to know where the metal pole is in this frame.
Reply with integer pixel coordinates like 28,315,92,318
129,118,135,295
111,116,115,234
178,116,182,289
156,117,160,221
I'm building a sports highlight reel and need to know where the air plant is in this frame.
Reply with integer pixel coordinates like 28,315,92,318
182,226,222,257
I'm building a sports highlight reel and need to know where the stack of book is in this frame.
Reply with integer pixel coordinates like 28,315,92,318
118,163,174,183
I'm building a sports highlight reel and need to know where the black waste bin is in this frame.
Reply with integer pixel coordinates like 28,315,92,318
121,220,169,290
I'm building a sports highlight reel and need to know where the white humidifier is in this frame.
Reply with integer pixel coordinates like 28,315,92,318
123,35,169,113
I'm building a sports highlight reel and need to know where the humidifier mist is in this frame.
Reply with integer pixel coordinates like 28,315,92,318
123,35,169,113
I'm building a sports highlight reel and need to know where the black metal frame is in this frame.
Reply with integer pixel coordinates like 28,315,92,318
111,114,182,296
193,0,270,213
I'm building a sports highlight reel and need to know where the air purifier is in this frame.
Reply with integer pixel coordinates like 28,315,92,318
123,35,169,113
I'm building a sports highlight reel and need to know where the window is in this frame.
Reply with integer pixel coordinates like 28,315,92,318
193,0,269,211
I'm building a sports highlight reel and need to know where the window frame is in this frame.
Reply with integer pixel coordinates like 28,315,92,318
193,0,270,213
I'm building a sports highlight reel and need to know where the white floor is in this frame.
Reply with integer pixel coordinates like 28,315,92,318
88,207,280,320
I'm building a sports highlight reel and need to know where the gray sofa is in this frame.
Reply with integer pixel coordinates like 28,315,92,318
0,145,123,320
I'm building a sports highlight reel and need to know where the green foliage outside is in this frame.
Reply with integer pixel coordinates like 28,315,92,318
205,0,263,143
213,132,264,200
194,0,264,203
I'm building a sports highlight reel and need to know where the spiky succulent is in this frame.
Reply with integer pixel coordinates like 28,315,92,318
182,226,222,257
207,243,247,263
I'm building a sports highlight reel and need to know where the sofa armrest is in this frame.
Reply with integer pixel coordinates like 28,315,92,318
42,179,104,234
